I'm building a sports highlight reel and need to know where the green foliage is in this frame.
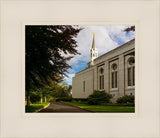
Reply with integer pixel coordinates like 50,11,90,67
29,82,72,104
30,91,41,103
48,82,72,98
55,96,72,102
72,98,88,102
87,90,112,105
25,103,49,113
25,25,81,96
116,95,135,104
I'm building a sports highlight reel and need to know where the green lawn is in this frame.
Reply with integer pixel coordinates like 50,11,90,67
25,103,49,113
63,102,135,113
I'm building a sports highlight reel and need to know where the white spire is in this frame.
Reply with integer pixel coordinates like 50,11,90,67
90,32,98,66
92,32,96,49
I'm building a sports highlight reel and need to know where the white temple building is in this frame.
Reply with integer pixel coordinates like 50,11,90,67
72,32,135,102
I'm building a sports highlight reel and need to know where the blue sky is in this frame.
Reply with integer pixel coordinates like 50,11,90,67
63,25,135,85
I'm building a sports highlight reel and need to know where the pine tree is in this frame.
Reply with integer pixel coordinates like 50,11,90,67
25,25,81,106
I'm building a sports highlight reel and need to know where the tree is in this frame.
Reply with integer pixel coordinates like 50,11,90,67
124,26,135,32
28,82,72,104
25,25,81,106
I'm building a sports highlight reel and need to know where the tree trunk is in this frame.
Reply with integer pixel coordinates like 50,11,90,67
41,95,43,103
45,96,47,103
27,95,30,107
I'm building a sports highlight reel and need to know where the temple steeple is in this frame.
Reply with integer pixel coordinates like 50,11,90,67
90,32,98,66
92,32,96,49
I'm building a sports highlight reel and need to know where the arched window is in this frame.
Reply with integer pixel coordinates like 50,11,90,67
111,63,118,88
128,57,135,86
99,68,104,90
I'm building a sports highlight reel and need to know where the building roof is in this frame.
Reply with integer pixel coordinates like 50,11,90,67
93,39,135,62
75,38,135,75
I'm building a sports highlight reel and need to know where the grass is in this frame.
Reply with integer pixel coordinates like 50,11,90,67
25,102,49,113
63,102,135,113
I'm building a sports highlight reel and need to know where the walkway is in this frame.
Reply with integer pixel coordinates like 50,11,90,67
38,102,93,113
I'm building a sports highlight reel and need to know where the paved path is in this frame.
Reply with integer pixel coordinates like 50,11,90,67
38,102,93,113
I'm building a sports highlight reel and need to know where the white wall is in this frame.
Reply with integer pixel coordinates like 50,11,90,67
72,40,135,102
72,69,94,98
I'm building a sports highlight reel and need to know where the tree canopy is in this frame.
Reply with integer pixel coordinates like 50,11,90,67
124,26,135,32
29,82,72,104
25,25,81,92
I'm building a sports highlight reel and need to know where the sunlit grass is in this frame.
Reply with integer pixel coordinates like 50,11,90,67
63,102,135,113
25,103,49,113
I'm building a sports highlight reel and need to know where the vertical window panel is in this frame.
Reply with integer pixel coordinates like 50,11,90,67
128,68,132,86
83,81,85,92
111,63,118,89
102,75,104,89
112,72,114,88
128,57,135,87
99,76,101,89
115,71,117,88
99,75,104,90
133,67,135,86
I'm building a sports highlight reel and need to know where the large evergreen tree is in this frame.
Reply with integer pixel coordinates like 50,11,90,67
25,25,81,106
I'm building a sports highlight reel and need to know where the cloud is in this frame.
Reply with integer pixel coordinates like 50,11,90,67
68,25,135,65
63,73,75,85
63,25,135,85
105,25,135,45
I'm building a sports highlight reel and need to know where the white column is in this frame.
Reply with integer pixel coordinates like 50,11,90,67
104,61,110,93
118,55,125,97
93,66,98,90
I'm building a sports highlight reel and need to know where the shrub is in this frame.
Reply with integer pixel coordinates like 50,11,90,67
72,98,88,102
87,90,112,105
116,95,134,104
55,96,73,102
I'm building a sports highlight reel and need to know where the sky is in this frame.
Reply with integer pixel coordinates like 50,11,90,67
63,25,135,85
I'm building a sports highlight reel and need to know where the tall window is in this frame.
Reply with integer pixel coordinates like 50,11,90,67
133,67,135,85
128,68,132,86
115,71,117,88
128,57,135,86
112,72,114,88
111,63,118,88
99,68,104,90
83,81,85,92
